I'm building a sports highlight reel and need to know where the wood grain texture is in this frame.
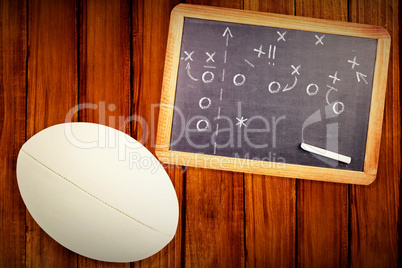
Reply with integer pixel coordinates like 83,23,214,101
295,0,349,267
0,0,400,266
78,0,131,266
131,0,143,143
243,1,296,267
26,0,78,266
244,0,294,14
133,0,179,153
79,0,131,133
364,37,391,175
297,182,349,267
186,0,242,9
349,0,400,266
182,1,245,267
245,176,295,267
0,0,27,266
185,169,244,267
131,0,183,267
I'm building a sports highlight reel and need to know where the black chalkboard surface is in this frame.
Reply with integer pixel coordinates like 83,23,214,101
170,17,377,171
156,4,390,184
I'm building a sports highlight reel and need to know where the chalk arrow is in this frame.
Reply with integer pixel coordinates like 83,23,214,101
283,76,298,92
223,27,233,46
356,71,368,84
223,27,233,37
186,62,199,81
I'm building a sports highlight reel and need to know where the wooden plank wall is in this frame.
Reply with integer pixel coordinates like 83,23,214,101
0,0,399,267
0,0,27,266
294,1,349,266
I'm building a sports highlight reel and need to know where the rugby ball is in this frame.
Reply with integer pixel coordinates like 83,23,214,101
16,123,179,262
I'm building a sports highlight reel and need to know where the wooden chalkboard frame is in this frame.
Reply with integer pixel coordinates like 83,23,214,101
156,4,390,185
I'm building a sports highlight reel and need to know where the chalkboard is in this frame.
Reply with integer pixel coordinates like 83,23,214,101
156,4,390,185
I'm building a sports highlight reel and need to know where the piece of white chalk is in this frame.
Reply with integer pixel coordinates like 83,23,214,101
301,142,351,164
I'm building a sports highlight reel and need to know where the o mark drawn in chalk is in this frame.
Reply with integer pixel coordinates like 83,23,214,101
333,101,345,115
233,74,246,86
202,71,214,83
268,81,281,93
199,97,212,109
196,119,209,131
306,83,319,96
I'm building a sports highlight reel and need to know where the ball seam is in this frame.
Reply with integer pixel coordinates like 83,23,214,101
21,149,172,237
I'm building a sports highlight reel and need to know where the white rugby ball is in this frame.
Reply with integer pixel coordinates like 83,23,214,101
16,123,179,262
